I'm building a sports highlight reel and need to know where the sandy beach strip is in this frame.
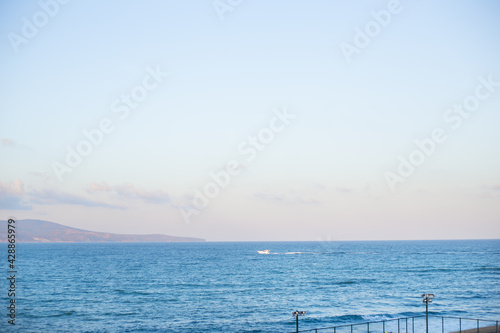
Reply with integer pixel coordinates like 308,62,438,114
451,325,499,333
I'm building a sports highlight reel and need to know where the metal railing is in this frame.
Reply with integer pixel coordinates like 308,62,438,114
287,315,499,333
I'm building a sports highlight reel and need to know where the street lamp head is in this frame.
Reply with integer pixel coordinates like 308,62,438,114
421,293,435,299
292,310,306,317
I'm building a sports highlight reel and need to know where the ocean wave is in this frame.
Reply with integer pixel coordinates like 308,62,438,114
306,313,420,324
338,280,357,285
476,267,500,271
337,314,369,323
47,311,76,318
113,289,153,296
311,280,358,286
361,313,414,322
406,268,458,273
102,312,138,317
399,311,424,317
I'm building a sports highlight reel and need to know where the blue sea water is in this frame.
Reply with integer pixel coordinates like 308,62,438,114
1,240,499,332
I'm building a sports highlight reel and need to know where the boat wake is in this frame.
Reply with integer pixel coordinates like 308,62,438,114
257,250,319,255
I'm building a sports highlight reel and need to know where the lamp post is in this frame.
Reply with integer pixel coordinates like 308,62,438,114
292,310,306,333
421,293,434,333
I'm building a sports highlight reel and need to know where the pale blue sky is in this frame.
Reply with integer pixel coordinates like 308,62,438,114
1,0,499,241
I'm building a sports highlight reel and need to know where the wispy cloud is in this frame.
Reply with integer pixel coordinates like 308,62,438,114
30,188,123,209
336,187,353,194
0,180,32,210
88,182,113,192
114,183,171,204
1,138,17,147
478,184,500,198
491,184,500,191
87,182,171,204
254,192,286,202
312,183,327,190
0,180,122,210
254,191,320,205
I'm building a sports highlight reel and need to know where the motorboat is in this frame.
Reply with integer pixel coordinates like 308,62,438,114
257,249,270,254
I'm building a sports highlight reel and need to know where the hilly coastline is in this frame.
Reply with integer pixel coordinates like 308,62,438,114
0,219,205,243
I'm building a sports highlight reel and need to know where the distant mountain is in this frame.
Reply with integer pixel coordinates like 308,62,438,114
0,219,205,243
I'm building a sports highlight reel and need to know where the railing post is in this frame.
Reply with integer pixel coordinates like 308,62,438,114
460,318,462,333
398,318,400,333
477,319,479,333
442,316,444,333
426,301,429,333
406,317,408,333
383,321,385,333
334,327,336,333
496,320,498,333
351,324,353,333
412,317,415,333
367,322,369,333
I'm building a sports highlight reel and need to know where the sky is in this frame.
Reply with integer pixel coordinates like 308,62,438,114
0,0,499,241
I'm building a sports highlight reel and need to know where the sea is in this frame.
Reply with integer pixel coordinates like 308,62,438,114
1,240,499,332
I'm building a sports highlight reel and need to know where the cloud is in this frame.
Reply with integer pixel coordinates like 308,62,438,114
312,183,327,190
0,180,122,210
0,180,24,195
88,182,171,204
30,188,123,209
336,187,353,194
478,184,500,198
88,182,113,192
0,180,32,210
255,192,286,202
1,138,17,147
114,183,171,204
254,191,320,205
2,180,171,211
0,196,32,210
491,184,500,191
